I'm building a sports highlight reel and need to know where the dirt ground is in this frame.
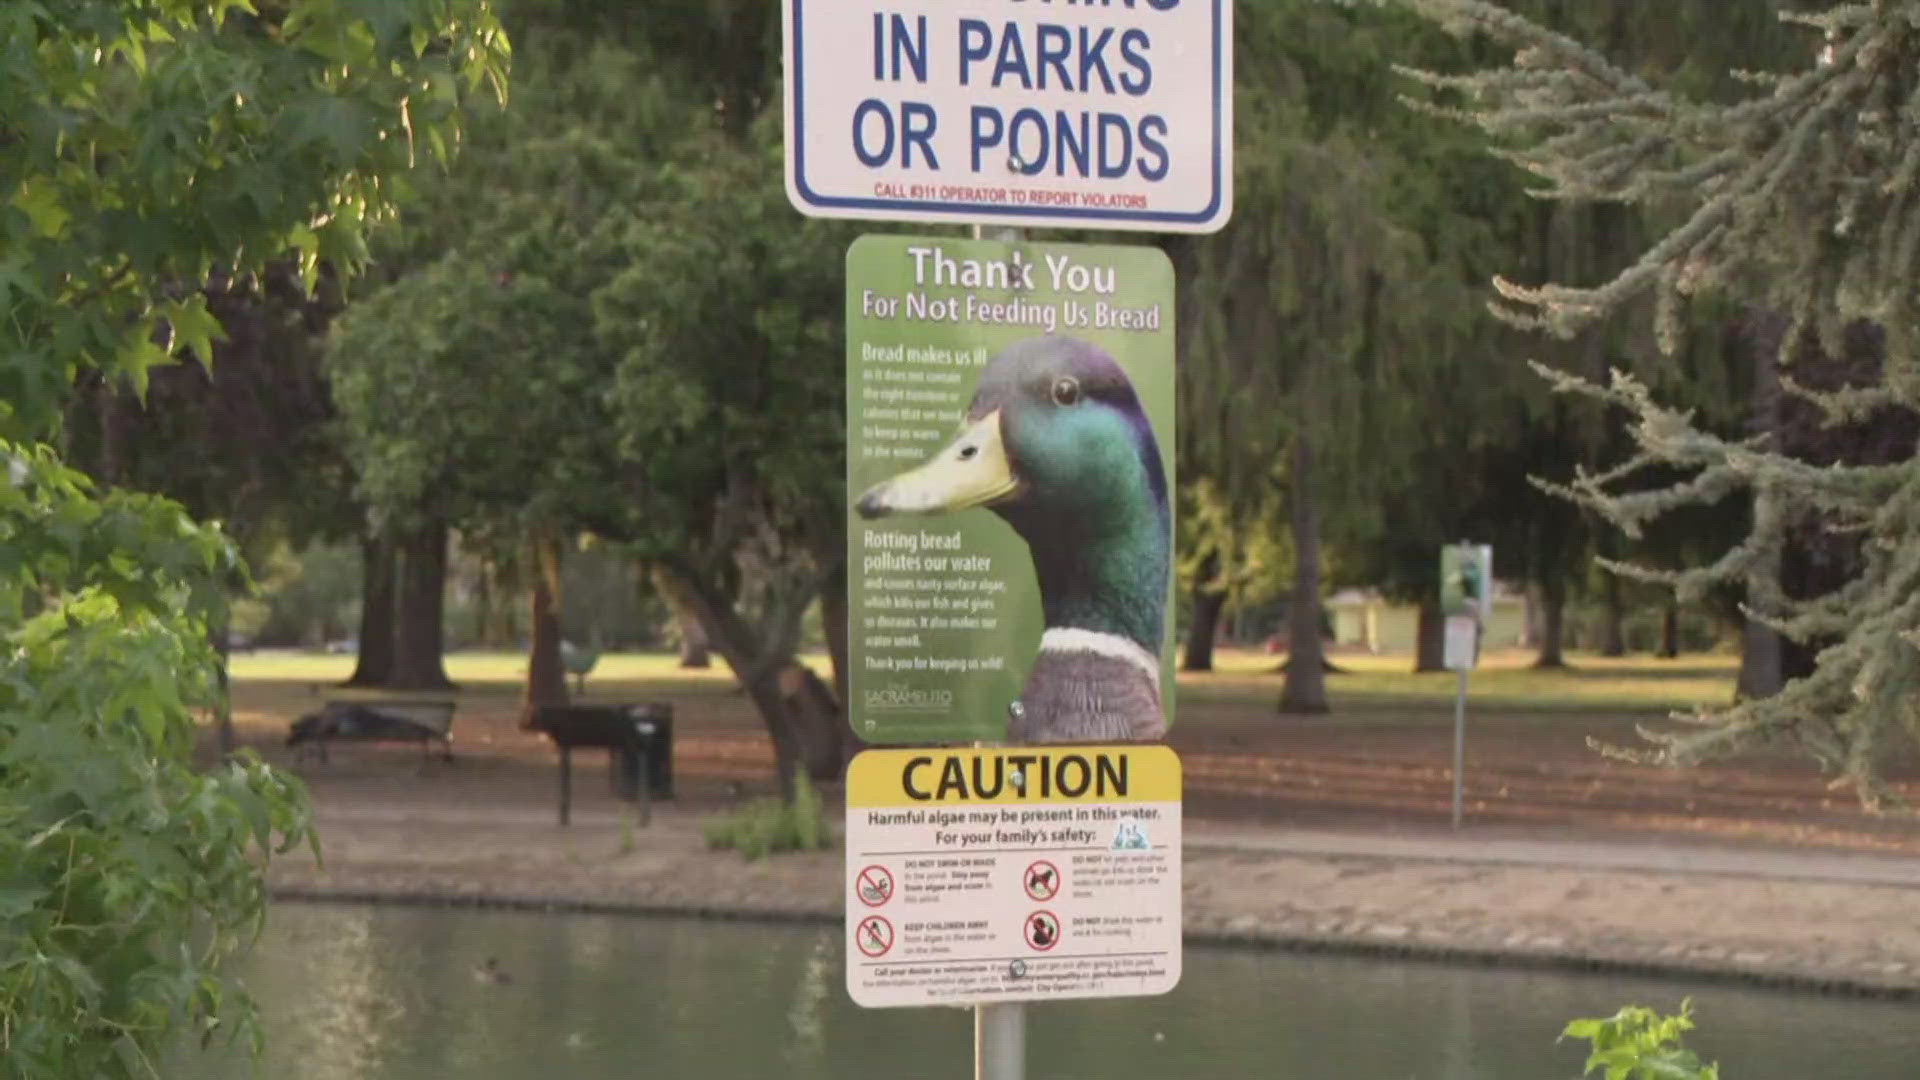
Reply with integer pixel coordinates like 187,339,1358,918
226,676,1920,995
230,672,1920,854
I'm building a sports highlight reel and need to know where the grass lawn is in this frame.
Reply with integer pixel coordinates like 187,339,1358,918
1189,648,1737,714
228,646,1736,734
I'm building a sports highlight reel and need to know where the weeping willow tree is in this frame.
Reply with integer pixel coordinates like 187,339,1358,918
1187,128,1431,712
1183,0,1472,712
1402,0,1920,806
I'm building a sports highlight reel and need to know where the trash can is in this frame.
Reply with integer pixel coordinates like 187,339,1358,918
611,704,673,800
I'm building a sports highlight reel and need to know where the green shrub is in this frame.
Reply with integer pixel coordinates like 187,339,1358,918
1,447,316,1078
704,771,831,860
1562,1001,1719,1080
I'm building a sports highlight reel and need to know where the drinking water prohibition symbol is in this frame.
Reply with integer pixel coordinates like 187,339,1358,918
1024,911,1060,952
856,865,894,907
1023,860,1059,903
856,915,894,958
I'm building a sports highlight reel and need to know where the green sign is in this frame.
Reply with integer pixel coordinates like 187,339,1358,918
1440,544,1493,619
846,235,1176,745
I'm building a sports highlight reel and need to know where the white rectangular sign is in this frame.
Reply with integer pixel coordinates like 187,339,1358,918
844,746,1182,1007
1443,614,1479,672
783,0,1232,233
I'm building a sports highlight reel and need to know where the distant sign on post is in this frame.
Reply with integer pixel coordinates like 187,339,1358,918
845,235,1177,744
844,745,1181,1008
1442,615,1479,672
783,0,1233,233
1440,544,1493,620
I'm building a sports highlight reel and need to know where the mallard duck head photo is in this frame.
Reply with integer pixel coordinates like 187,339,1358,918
856,335,1170,743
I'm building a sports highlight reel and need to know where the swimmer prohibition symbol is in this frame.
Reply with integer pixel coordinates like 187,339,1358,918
858,865,894,907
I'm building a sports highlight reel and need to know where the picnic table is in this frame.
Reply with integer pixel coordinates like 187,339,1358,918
526,703,674,825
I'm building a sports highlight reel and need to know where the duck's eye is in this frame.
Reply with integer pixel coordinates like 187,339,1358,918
958,444,978,461
1051,377,1081,407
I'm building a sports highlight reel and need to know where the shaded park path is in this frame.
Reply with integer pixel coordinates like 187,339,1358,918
221,655,1920,996
225,651,1920,857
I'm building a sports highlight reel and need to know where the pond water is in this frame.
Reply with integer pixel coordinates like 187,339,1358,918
191,904,1920,1079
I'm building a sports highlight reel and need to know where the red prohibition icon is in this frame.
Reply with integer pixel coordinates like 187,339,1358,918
1024,910,1060,952
856,865,894,907
1023,860,1060,902
856,915,894,958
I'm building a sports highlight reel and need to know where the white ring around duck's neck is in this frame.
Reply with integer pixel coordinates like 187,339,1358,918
1037,628,1161,689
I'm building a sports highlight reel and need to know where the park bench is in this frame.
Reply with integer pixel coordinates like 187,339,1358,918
527,703,673,826
287,698,457,767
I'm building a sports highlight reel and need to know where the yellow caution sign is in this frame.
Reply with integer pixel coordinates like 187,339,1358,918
843,743,1183,1008
846,745,1180,808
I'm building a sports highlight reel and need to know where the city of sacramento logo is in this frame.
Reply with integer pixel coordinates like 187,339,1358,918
864,682,954,714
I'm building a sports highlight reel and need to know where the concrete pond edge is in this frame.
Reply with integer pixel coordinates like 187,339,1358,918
268,885,1919,1003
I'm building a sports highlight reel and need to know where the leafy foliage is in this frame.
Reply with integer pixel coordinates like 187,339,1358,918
1562,1001,1720,1080
0,0,509,435
1,1,509,1074
327,9,855,781
1402,0,1910,352
702,771,829,861
0,444,314,1077
1401,0,1920,803
594,112,853,673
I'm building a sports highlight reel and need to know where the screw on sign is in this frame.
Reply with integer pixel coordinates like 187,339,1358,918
1024,911,1060,952
1023,860,1059,903
856,915,894,958
856,864,894,907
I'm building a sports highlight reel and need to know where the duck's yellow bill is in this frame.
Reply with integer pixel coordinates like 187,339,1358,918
856,410,1018,518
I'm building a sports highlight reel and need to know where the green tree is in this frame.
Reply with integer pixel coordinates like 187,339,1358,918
326,4,857,779
326,5,716,718
0,2,507,1074
1401,0,1920,804
1183,0,1480,707
592,112,857,784
63,261,358,745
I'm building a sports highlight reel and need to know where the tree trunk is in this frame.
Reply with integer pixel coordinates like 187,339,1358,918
1658,598,1681,659
97,380,126,487
653,563,844,793
520,533,569,725
1599,571,1626,658
821,557,850,711
744,667,806,799
1413,601,1446,673
341,533,396,687
1533,579,1568,669
1737,617,1784,699
1279,436,1329,714
657,564,712,668
1182,552,1225,673
472,553,496,649
1738,308,1786,699
780,663,849,780
491,556,520,648
389,518,454,691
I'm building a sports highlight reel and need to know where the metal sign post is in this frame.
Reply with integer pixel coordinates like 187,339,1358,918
1452,661,1467,831
791,7,1227,1076
973,220,1024,1080
976,1001,1025,1080
1440,542,1490,831
973,673,1024,1080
